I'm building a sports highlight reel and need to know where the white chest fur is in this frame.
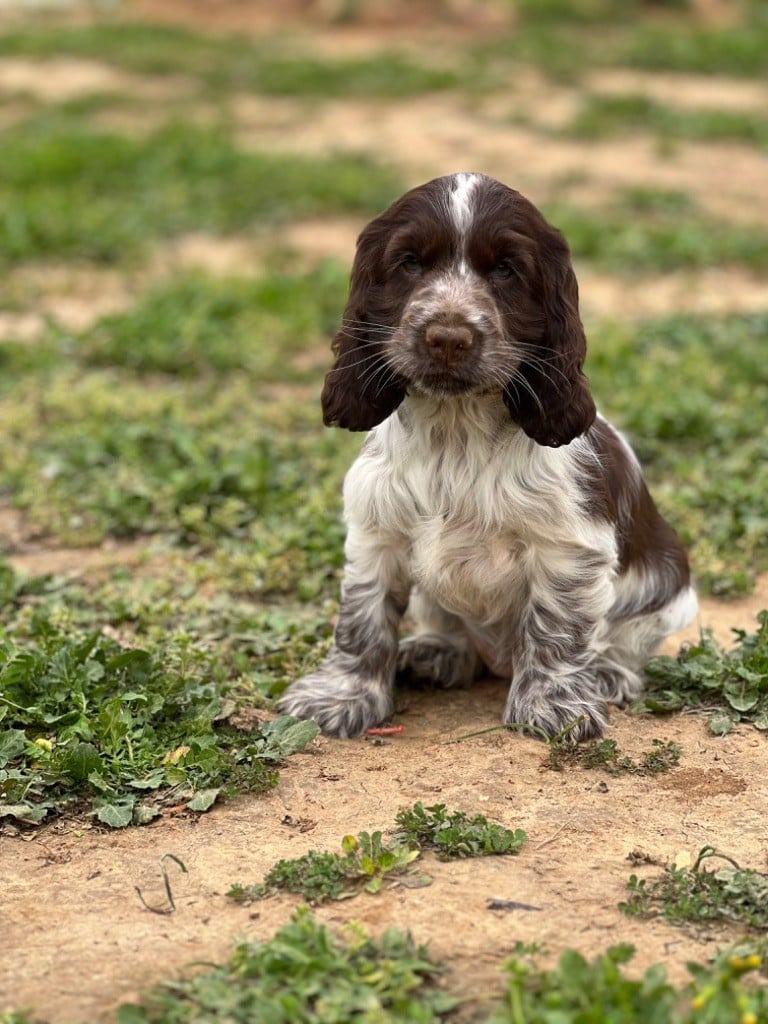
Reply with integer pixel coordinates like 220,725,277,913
343,395,615,626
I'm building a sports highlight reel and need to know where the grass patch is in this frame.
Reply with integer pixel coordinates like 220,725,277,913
621,846,768,932
2,295,765,593
229,803,525,905
0,599,319,826
546,737,681,775
548,191,768,273
588,311,768,590
76,265,347,378
0,116,400,266
0,367,355,555
639,611,768,734
475,3,768,81
488,938,768,1023
392,801,527,859
111,915,768,1024
229,831,422,905
621,13,768,78
116,907,458,1024
568,94,768,148
0,22,465,97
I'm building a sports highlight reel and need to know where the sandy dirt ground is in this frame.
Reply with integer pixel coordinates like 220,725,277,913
1,2,767,1021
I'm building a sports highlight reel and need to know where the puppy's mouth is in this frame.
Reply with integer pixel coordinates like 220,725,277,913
409,371,480,397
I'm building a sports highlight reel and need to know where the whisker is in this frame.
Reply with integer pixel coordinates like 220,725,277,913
324,350,388,377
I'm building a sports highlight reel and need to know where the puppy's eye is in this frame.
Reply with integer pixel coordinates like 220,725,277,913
400,255,423,276
490,260,515,281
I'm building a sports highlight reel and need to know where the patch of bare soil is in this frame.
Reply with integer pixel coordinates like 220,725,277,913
587,68,768,114
0,506,157,578
0,56,194,103
3,264,134,335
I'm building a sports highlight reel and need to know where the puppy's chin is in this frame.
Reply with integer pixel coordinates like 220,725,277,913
408,374,486,399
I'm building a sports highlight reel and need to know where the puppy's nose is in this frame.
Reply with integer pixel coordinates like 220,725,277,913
424,322,474,363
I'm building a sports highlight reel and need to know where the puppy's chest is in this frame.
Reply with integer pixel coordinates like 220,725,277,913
406,464,537,621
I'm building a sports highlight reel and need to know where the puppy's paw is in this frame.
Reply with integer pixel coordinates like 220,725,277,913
397,634,477,689
278,667,393,739
504,674,608,741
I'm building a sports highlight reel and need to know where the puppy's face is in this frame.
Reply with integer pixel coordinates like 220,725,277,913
361,174,546,399
322,173,595,447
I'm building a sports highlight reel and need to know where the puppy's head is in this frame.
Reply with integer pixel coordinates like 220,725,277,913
321,173,596,447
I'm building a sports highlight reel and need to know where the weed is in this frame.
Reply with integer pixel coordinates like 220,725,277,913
392,801,527,859
229,831,422,905
640,612,768,734
487,938,768,1023
621,847,768,932
229,804,524,904
546,737,681,775
0,603,319,826
116,907,457,1024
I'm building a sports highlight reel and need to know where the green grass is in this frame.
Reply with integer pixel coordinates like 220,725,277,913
110,916,768,1024
488,939,768,1024
548,191,768,273
0,116,401,266
568,94,768,148
621,846,768,932
588,311,768,590
475,2,768,81
0,23,465,97
622,15,768,78
229,804,524,905
1,286,765,593
0,563,320,826
392,802,527,859
76,264,348,377
639,611,768,733
116,907,458,1024
229,830,422,905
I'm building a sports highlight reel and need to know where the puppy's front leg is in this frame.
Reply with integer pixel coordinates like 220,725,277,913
279,529,409,738
503,557,614,741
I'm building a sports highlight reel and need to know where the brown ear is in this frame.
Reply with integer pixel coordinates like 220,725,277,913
321,313,407,431
321,220,407,431
503,225,596,447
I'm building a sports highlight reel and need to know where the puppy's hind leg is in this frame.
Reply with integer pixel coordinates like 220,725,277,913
397,590,480,689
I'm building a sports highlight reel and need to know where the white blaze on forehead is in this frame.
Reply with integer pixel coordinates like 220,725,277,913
448,173,482,236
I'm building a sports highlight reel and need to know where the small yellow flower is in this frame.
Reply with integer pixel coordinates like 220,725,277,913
741,1012,757,1024
33,738,53,752
745,954,762,970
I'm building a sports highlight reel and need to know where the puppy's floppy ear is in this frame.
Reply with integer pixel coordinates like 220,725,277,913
321,219,407,432
503,224,596,447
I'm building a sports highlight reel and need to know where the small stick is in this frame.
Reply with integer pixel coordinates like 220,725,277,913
365,726,405,736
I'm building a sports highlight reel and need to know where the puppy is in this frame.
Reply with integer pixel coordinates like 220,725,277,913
279,173,697,740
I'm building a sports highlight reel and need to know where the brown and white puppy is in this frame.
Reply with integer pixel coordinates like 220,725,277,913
279,173,697,740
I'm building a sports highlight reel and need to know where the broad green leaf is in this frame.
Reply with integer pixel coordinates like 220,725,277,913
186,788,220,812
96,800,135,828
